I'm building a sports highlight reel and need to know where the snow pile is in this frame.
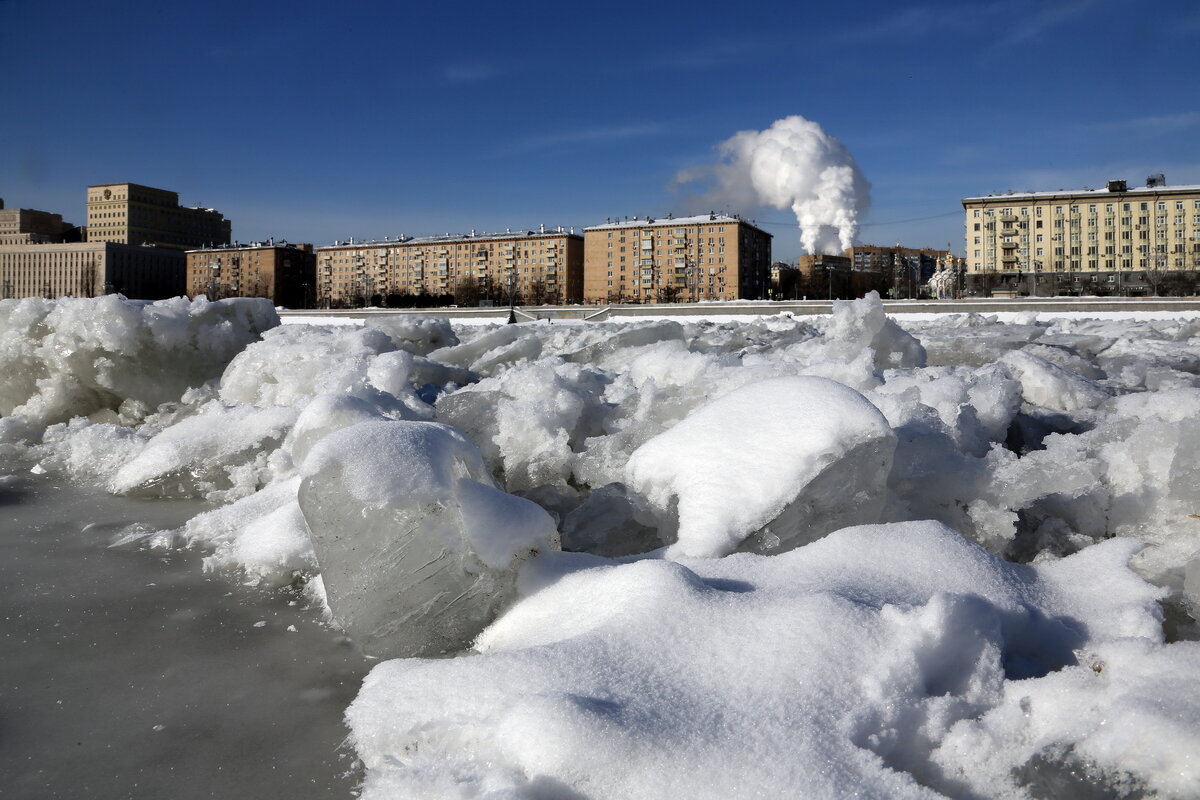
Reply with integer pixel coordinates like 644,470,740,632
348,522,1197,799
0,294,276,425
626,375,895,557
10,294,1200,798
298,421,558,658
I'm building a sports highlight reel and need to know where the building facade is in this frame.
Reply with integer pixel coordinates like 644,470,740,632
0,200,79,245
582,213,771,304
0,242,185,300
963,177,1200,295
314,227,583,308
845,245,951,298
86,183,231,250
187,241,316,308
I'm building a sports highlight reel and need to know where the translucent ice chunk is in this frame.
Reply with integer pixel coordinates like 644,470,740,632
298,421,558,658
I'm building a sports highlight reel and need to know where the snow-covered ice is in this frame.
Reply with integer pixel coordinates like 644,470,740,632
626,375,895,557
6,292,1200,798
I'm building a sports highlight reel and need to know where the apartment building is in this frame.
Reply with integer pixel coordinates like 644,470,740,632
845,244,950,298
0,241,184,300
0,200,79,245
582,213,771,304
86,183,231,250
186,241,316,308
963,176,1200,278
314,226,583,307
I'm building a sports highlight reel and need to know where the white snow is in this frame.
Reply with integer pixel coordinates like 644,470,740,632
348,522,1193,799
6,292,1200,798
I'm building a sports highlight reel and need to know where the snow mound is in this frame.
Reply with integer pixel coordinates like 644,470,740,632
347,521,1190,799
0,294,276,425
626,375,895,558
298,421,559,658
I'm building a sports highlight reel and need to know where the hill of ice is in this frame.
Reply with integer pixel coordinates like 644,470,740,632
4,291,1200,798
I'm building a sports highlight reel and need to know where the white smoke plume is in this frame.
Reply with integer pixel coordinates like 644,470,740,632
674,115,870,255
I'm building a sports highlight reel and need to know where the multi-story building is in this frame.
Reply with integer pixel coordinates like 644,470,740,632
963,176,1200,295
186,241,316,308
0,241,185,300
845,245,950,298
314,226,583,308
86,183,231,250
797,254,855,299
0,199,79,245
769,261,800,300
582,213,771,304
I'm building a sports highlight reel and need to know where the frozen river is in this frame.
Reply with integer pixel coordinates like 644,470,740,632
0,471,369,799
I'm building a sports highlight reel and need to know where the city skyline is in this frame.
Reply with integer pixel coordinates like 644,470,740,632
2,0,1198,260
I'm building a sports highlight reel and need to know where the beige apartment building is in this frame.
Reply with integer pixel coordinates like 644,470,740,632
187,241,317,308
87,183,232,250
314,226,583,307
0,241,185,300
0,200,79,245
582,213,772,304
963,177,1200,283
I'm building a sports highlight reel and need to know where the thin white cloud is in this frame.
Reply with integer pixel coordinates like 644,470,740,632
440,63,497,84
500,123,671,155
1081,112,1200,137
650,39,762,70
836,0,1096,48
993,0,1097,48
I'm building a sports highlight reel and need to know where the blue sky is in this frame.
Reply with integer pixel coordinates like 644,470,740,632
2,0,1198,260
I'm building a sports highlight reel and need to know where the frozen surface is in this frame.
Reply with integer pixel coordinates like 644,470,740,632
0,473,367,800
8,294,1200,797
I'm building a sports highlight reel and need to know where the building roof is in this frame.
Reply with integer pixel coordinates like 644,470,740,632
963,183,1200,204
582,213,771,236
314,226,581,250
187,240,311,254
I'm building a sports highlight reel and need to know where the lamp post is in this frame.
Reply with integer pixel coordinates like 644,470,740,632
506,262,518,324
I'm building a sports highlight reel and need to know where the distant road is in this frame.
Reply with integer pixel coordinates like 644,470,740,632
281,296,1200,323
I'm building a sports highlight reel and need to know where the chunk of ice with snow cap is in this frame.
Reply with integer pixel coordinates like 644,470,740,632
298,420,558,658
625,375,895,558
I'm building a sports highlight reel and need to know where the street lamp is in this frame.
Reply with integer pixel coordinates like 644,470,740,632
506,262,518,324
